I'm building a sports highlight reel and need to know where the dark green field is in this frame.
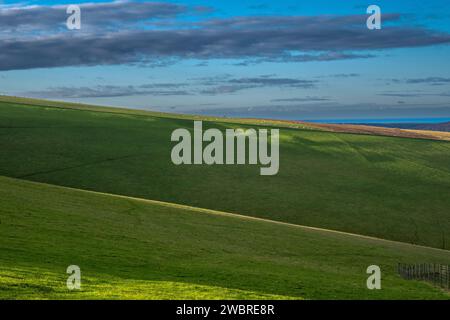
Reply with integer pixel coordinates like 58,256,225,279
0,96,449,299
1,97,449,249
1,176,449,299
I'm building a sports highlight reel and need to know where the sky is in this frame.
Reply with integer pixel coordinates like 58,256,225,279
0,0,449,120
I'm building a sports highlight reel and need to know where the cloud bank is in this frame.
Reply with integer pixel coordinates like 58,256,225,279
0,3,449,71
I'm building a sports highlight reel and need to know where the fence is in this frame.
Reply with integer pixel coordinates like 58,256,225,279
398,263,449,290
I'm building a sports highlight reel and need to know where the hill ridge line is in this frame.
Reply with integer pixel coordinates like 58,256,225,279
0,96,313,131
4,175,449,253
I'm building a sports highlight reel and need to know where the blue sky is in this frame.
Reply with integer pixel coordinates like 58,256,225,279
0,0,449,120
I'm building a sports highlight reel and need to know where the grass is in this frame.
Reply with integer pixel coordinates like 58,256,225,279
0,266,295,300
0,95,314,130
0,97,449,249
0,176,449,300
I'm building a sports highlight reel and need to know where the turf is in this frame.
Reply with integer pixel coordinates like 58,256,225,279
0,98,449,249
0,176,449,300
0,97,450,249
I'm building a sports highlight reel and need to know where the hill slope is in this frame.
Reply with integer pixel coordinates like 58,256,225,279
0,176,449,299
367,121,450,133
0,97,450,249
300,122,450,141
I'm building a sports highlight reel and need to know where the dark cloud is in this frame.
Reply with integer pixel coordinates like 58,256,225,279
378,91,450,98
25,75,319,98
198,15,397,29
0,1,187,31
271,97,331,102
329,73,360,78
200,85,257,95
378,93,425,98
405,77,450,85
0,7,449,71
228,77,316,87
140,83,187,89
23,76,319,98
22,84,191,98
190,74,233,85
233,53,374,66
390,77,450,86
199,76,317,95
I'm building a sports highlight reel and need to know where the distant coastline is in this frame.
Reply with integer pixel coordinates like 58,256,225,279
304,118,450,132
305,118,450,124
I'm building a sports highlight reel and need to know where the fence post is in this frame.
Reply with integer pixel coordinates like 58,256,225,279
433,263,436,285
447,265,449,289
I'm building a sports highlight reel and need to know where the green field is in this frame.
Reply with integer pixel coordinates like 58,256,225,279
0,96,449,299
1,97,449,249
1,176,449,299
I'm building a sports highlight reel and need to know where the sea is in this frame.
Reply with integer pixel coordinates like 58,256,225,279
304,118,450,124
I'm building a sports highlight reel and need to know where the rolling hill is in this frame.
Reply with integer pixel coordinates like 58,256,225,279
0,97,449,249
1,176,449,299
0,96,449,299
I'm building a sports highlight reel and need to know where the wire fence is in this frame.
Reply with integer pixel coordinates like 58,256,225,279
398,263,449,290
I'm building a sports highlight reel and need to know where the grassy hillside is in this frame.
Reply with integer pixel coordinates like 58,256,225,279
1,97,450,249
0,176,449,299
0,96,314,130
